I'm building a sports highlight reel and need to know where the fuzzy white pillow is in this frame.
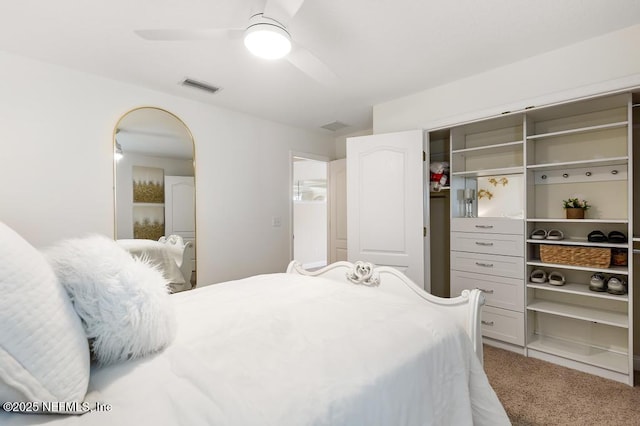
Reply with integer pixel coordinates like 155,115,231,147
45,235,177,365
0,222,89,404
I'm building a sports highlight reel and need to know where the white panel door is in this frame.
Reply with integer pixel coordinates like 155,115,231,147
329,159,347,262
165,176,195,239
347,130,425,289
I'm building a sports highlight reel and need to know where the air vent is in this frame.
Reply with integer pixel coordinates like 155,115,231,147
181,78,221,94
320,121,349,132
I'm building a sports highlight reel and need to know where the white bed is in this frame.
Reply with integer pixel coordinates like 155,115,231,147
1,259,508,425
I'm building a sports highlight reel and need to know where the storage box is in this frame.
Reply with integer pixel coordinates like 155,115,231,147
539,245,611,268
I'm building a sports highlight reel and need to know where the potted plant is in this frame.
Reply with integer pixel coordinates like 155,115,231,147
562,197,590,219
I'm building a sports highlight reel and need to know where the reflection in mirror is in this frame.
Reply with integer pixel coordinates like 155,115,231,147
114,107,196,292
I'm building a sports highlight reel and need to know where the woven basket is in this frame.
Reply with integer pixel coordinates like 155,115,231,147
540,245,611,268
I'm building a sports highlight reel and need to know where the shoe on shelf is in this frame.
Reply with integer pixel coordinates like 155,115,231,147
546,229,564,240
548,271,566,286
587,230,607,243
607,231,627,244
589,273,606,292
530,229,547,240
606,276,627,295
530,269,547,283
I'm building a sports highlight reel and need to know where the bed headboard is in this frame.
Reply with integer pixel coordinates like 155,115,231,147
286,260,485,364
159,235,194,289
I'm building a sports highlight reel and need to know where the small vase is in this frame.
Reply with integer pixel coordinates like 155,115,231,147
565,208,585,219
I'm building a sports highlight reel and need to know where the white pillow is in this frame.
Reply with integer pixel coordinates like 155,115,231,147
0,222,90,404
45,235,177,365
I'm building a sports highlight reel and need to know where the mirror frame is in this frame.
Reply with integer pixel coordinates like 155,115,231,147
112,106,197,286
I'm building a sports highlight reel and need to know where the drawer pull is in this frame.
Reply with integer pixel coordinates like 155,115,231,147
475,225,494,229
476,287,494,294
475,262,494,268
475,241,494,246
481,320,495,326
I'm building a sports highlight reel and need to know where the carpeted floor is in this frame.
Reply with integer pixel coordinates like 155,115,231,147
483,345,640,425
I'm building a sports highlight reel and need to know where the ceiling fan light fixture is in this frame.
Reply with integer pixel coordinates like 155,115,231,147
244,15,291,60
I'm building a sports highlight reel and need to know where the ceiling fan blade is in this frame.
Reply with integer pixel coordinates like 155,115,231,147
286,45,338,87
134,28,243,41
263,0,306,24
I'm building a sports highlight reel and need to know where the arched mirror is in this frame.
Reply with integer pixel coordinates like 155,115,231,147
113,107,196,292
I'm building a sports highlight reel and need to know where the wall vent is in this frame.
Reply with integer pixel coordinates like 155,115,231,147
320,121,349,132
181,78,221,94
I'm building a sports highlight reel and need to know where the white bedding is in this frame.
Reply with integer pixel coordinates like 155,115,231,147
116,239,185,284
2,273,509,425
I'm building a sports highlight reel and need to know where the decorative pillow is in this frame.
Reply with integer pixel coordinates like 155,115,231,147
0,222,90,404
45,234,177,365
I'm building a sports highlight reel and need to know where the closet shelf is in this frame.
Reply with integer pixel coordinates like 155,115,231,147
527,335,629,374
526,121,628,140
451,140,523,156
527,282,628,302
526,260,628,275
526,218,628,224
451,166,523,178
526,156,628,172
429,188,450,198
526,238,629,249
527,299,628,328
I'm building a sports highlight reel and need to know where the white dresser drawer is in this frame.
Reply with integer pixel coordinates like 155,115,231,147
450,232,524,257
451,217,523,235
481,306,525,346
451,251,524,279
451,271,524,312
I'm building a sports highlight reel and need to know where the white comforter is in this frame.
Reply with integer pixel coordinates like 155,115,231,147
3,273,509,425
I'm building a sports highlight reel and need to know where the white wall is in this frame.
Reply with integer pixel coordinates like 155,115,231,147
373,24,640,133
334,128,372,159
0,51,335,285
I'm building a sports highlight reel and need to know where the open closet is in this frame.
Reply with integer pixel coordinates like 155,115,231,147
347,89,639,386
426,129,451,297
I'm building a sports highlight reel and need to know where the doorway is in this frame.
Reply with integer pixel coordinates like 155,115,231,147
292,155,328,269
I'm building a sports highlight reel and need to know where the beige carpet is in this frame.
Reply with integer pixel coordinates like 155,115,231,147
483,345,640,425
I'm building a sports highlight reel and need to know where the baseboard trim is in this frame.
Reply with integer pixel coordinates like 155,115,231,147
482,338,525,355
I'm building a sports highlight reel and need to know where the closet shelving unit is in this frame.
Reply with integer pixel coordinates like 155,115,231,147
524,93,633,384
449,114,526,348
450,142,524,178
443,91,636,385
450,114,525,215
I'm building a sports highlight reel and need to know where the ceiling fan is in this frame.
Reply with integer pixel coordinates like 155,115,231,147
134,0,337,86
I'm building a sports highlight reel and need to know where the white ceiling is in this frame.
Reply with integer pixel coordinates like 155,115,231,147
1,0,640,135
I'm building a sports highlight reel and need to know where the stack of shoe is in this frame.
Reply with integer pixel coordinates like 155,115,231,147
530,269,566,286
530,229,564,240
589,273,627,295
587,230,627,243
